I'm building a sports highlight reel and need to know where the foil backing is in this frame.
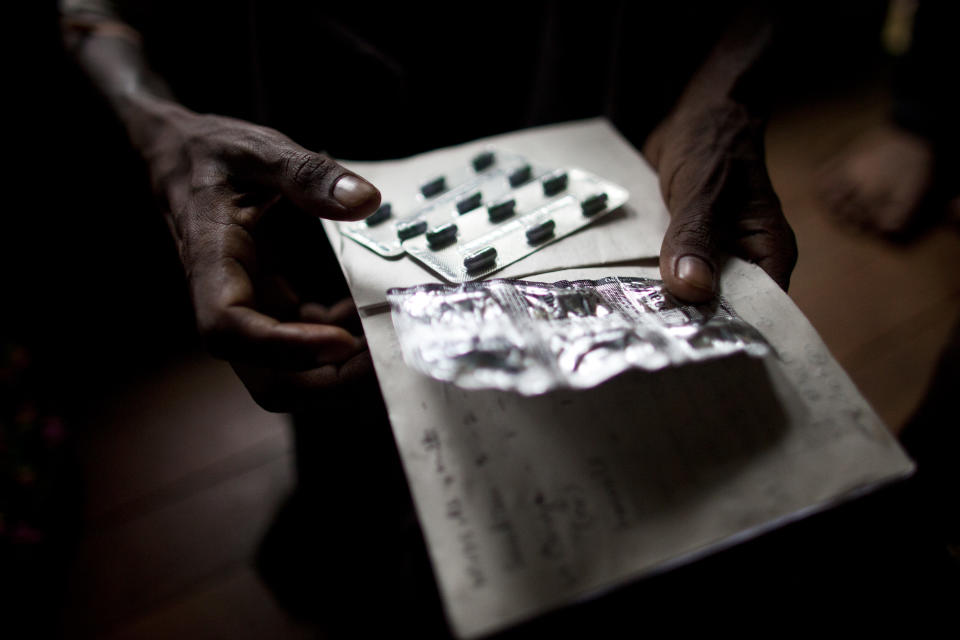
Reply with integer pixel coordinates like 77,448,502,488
387,277,772,395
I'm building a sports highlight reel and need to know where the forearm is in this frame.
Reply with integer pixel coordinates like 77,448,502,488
646,6,776,169
642,5,795,301
675,5,776,114
59,0,183,153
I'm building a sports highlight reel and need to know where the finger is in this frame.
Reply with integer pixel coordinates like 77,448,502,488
328,298,363,335
733,212,798,292
266,142,380,221
204,302,363,370
658,198,719,303
300,298,362,334
231,350,375,413
190,221,362,369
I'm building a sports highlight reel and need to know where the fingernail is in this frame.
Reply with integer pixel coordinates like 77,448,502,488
676,255,715,292
332,174,378,208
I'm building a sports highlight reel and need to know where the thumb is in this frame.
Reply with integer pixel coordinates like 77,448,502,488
658,202,719,304
270,144,381,221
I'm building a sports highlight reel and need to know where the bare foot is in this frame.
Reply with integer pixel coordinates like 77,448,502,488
818,124,935,237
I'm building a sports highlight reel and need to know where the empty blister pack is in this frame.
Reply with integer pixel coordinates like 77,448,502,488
387,277,772,394
339,149,535,258
402,168,628,282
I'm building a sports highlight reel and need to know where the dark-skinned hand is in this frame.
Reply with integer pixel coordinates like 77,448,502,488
644,99,797,303
139,104,381,406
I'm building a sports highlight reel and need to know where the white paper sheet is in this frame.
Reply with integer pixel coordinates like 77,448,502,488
319,120,913,638
359,260,912,638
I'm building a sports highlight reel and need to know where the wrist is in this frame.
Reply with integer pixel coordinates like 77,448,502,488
116,90,193,153
115,94,204,218
648,95,765,166
670,9,775,122
67,28,182,148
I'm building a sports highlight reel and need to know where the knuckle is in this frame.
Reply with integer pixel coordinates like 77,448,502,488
220,128,274,164
283,151,334,188
189,116,284,170
669,214,714,253
756,231,796,268
188,170,224,195
763,215,799,267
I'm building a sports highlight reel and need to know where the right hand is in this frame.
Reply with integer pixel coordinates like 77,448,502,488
140,103,380,389
644,100,797,302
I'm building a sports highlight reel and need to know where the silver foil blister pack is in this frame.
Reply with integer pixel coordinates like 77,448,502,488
338,148,629,282
387,277,771,395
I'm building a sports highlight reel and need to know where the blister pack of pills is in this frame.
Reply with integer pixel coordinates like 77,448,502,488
387,277,772,394
340,149,534,258
339,149,629,282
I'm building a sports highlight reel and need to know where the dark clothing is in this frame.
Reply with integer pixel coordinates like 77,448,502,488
104,1,735,159
54,2,960,634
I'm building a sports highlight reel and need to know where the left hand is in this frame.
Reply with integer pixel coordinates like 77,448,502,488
644,99,797,303
225,199,376,413
231,297,376,413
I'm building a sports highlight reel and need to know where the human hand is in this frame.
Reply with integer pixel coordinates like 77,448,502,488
644,100,797,303
140,103,380,376
230,297,376,413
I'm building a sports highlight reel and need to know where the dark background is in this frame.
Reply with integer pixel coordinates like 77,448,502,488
9,2,957,637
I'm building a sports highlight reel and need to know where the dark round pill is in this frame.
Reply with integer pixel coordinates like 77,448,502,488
426,223,458,248
456,192,482,214
421,176,446,198
542,172,568,197
397,219,428,241
581,192,609,216
463,246,497,272
487,199,516,222
508,165,532,188
525,219,556,244
472,151,495,172
365,203,392,226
